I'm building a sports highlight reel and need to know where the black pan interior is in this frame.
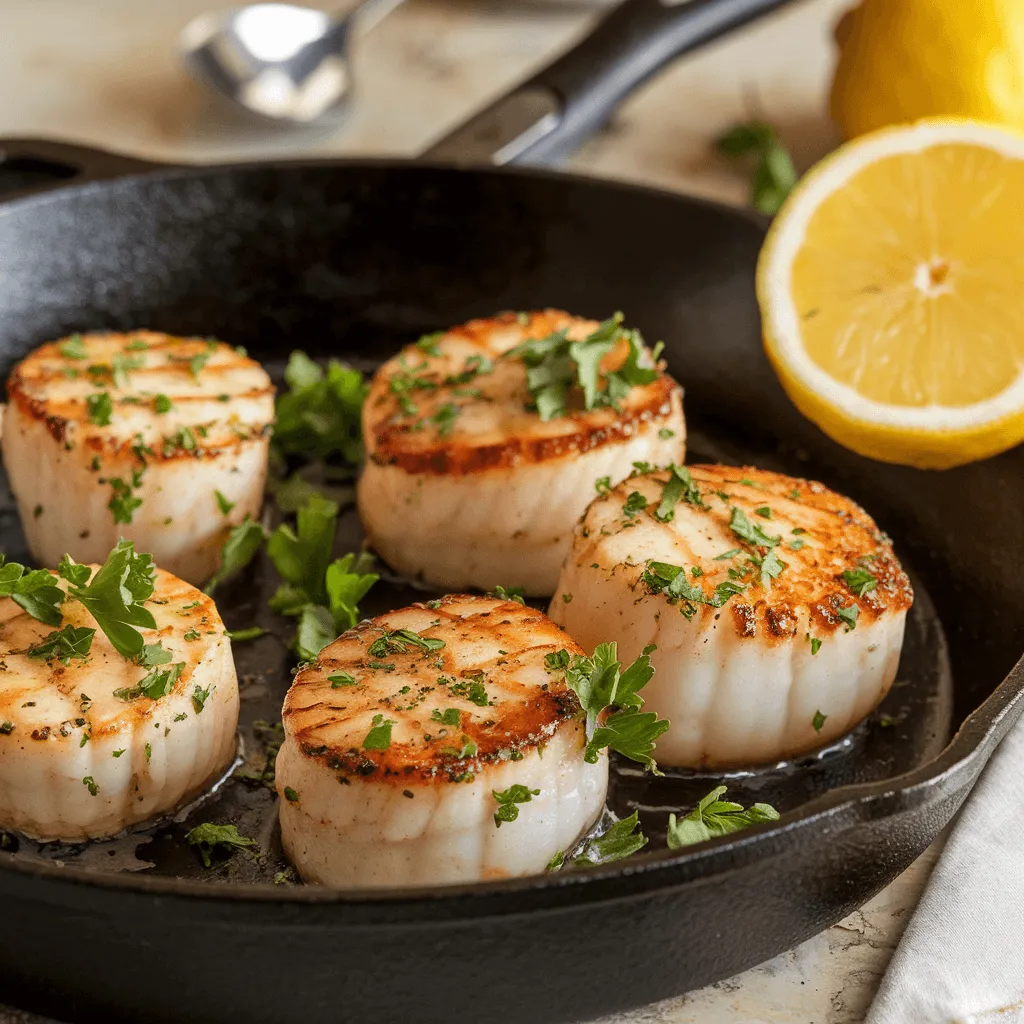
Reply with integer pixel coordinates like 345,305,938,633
0,161,1018,891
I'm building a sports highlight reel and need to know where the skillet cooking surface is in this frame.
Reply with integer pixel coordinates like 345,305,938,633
0,162,1021,1024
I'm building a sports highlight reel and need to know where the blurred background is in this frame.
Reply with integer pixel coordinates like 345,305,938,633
0,0,852,204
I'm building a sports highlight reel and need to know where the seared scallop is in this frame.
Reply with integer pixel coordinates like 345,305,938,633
0,563,238,841
275,594,607,887
357,310,685,595
551,465,913,768
2,331,274,585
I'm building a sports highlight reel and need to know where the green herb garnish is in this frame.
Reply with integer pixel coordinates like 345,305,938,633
666,786,780,849
26,624,95,664
362,714,394,750
715,121,798,216
185,822,255,867
492,784,540,827
86,392,113,426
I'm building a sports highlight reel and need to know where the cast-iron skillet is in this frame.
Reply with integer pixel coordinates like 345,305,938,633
1,0,1022,1021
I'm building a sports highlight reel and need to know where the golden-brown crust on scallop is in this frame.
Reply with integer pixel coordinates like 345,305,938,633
6,330,274,464
281,595,586,785
0,568,223,739
364,310,682,476
575,464,913,640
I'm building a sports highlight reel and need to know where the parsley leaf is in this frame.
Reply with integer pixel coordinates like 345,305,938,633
812,710,827,732
573,811,647,866
204,516,267,594
729,507,781,548
0,557,65,626
654,464,705,522
329,671,358,687
58,334,87,359
666,786,780,849
622,491,648,518
431,708,461,726
367,628,445,658
595,476,612,495
86,392,113,426
154,393,173,413
715,121,798,216
492,783,540,827
842,568,878,598
325,552,379,631
214,490,235,516
227,626,267,643
559,642,669,772
266,497,378,660
27,624,95,664
837,603,859,631
362,714,394,750
185,822,255,868
65,541,157,660
507,314,658,421
273,352,367,466
488,585,525,605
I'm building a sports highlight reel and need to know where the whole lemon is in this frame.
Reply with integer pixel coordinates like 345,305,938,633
830,0,1024,139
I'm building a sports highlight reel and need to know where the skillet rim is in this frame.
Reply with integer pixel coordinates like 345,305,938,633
0,156,1021,911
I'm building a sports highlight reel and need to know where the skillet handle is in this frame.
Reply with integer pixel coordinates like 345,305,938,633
0,138,164,200
423,0,801,166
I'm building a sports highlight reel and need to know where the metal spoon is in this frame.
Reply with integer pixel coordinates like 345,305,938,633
181,0,404,125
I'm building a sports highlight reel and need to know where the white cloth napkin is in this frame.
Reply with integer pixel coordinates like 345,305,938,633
866,712,1024,1024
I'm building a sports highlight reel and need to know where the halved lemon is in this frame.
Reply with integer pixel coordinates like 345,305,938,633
757,118,1024,469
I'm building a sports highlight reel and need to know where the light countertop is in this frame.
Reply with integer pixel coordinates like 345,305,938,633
0,1,939,1020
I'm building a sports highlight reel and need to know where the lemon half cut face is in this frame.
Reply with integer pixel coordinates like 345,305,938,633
757,118,1024,469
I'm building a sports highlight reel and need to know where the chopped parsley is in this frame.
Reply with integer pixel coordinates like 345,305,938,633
86,392,113,426
622,491,648,518
430,403,459,436
204,516,267,594
362,714,394,750
755,505,773,519
837,603,859,631
595,477,612,495
557,642,668,772
82,776,99,796
114,661,184,702
154,393,173,413
808,634,822,655
185,822,255,867
183,628,201,641
108,471,145,525
192,684,211,713
658,428,675,440
58,334,87,359
729,507,781,548
112,353,145,388
284,786,299,802
214,490,235,516
226,626,267,643
430,708,461,726
273,351,367,466
367,628,445,658
329,672,358,688
842,567,878,598
416,331,443,357
666,786,780,849
506,313,659,421
812,710,827,732
654,464,705,522
60,542,157,660
572,811,647,866
26,624,95,664
488,585,525,605
492,784,540,827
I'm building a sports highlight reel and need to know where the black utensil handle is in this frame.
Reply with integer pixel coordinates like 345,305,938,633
0,138,162,201
423,0,802,166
